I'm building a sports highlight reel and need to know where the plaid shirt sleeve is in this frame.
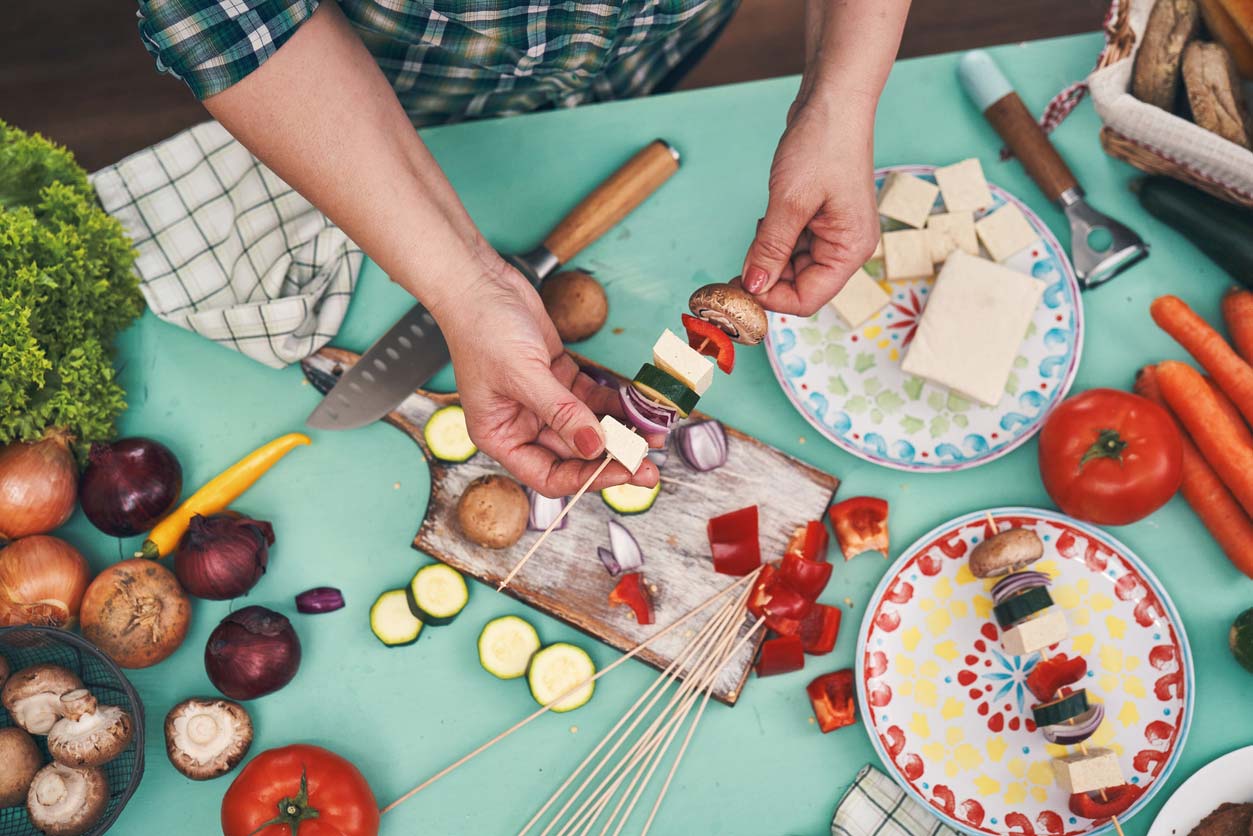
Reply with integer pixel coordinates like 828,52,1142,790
136,0,319,99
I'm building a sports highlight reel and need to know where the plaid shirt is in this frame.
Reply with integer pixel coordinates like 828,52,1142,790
137,0,737,125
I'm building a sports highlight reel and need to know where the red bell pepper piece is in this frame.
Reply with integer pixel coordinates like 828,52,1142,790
1068,784,1142,819
707,506,761,576
681,314,735,374
755,635,805,677
779,553,833,601
797,604,841,655
608,573,654,625
746,565,812,635
807,669,857,732
785,520,830,563
828,496,890,560
1026,652,1088,702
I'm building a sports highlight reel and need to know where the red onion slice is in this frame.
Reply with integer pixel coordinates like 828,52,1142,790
528,490,569,531
675,420,728,472
991,570,1051,606
1041,703,1105,746
620,386,678,431
597,546,621,576
295,587,345,614
607,520,644,573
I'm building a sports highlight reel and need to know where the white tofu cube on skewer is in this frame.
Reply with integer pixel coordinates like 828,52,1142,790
599,415,648,475
1052,748,1124,795
652,329,715,395
877,172,940,229
1000,606,1068,656
828,268,891,329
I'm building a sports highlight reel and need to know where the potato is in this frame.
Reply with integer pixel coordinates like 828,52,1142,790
457,475,529,549
541,270,608,343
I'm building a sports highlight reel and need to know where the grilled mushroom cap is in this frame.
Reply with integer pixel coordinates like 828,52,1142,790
165,697,254,780
1,664,83,734
687,283,768,345
0,726,42,807
47,689,134,768
969,528,1045,578
26,763,108,836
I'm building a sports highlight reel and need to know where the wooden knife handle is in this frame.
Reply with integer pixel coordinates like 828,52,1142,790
542,139,680,265
983,92,1078,202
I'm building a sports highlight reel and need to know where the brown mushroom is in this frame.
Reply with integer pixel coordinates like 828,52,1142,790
26,763,108,836
47,689,134,768
457,475,529,549
541,270,609,343
687,283,768,345
0,726,42,807
165,697,253,780
969,528,1045,578
1,664,83,734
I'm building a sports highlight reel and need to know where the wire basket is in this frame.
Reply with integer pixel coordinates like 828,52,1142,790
0,627,145,836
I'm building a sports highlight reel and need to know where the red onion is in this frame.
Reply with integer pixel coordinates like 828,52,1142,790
79,437,183,537
619,386,677,435
991,571,1051,606
174,514,273,600
205,606,301,700
295,587,345,614
527,489,569,531
606,520,644,574
674,421,728,472
1041,703,1105,746
597,546,621,576
623,386,678,426
0,433,77,541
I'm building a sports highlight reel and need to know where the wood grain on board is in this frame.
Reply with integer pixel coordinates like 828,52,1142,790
301,347,840,705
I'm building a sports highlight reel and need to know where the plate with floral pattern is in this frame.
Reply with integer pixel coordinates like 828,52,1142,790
856,508,1193,836
764,165,1083,472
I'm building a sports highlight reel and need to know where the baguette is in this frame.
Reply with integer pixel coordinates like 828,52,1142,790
1134,0,1203,109
1182,41,1253,147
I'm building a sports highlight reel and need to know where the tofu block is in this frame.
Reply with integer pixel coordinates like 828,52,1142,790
600,415,647,474
877,172,940,228
975,203,1039,262
883,230,933,281
925,212,978,264
1000,607,1069,656
900,251,1045,406
829,268,891,328
652,329,715,395
934,158,993,213
1052,749,1124,795
871,235,884,260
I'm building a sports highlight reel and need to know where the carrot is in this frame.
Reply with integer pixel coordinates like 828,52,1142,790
1137,365,1253,580
1203,374,1253,448
1151,295,1253,426
1221,288,1253,366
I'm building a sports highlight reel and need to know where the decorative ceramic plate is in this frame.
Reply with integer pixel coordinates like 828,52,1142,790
764,165,1083,472
856,508,1193,836
1148,745,1253,836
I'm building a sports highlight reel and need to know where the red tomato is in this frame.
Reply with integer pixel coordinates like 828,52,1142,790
1038,389,1183,525
222,744,379,836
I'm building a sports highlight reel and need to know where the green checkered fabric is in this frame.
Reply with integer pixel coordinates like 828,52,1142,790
136,0,738,124
832,766,956,836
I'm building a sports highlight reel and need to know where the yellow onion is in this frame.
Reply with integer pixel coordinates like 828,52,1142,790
0,433,78,541
0,536,91,628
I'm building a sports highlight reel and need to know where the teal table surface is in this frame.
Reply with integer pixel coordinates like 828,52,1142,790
58,30,1253,836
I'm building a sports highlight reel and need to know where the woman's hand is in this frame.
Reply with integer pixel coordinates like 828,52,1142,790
437,261,660,497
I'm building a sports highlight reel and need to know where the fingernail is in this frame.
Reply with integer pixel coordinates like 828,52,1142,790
744,267,768,294
575,427,603,458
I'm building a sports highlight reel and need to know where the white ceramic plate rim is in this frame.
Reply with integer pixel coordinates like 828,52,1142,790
1147,744,1253,836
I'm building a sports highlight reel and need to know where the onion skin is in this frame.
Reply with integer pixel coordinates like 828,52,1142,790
205,606,301,700
0,433,77,541
80,559,191,668
79,437,183,537
0,536,91,628
174,514,273,601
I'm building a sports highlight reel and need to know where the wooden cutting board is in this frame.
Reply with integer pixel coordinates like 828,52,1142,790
302,347,839,705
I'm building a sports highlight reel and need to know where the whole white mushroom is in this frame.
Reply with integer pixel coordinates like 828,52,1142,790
26,763,108,836
0,726,42,807
47,689,134,768
1,664,83,734
164,697,253,780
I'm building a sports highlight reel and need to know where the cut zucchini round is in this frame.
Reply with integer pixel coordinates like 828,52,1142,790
993,586,1055,629
1032,689,1089,728
370,589,423,646
407,563,469,626
632,364,699,417
528,643,596,712
601,481,661,515
478,616,542,680
425,405,477,462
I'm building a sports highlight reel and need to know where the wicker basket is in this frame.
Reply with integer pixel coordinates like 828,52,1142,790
0,627,145,836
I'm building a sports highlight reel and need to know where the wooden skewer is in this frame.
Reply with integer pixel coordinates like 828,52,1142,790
985,511,998,532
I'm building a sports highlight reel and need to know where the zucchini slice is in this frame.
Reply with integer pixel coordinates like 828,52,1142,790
993,586,1054,629
478,615,541,680
1032,689,1089,728
370,589,423,647
632,364,699,417
407,563,469,626
528,643,596,712
601,481,661,515
424,405,477,462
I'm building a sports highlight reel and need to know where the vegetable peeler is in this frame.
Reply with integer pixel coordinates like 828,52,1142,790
958,49,1148,289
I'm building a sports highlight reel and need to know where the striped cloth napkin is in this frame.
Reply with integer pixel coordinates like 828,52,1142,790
832,765,954,836
91,121,362,369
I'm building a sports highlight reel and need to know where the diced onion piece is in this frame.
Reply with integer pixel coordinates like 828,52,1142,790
527,489,569,531
1041,703,1105,746
991,570,1051,605
675,420,728,472
597,546,621,576
607,520,644,573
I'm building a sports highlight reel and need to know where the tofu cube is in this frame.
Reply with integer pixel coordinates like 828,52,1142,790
829,268,891,328
925,212,978,264
999,607,1069,656
877,172,940,228
600,415,647,474
900,251,1045,406
934,158,993,213
652,329,715,395
1052,749,1124,795
975,202,1039,262
883,230,933,281
871,235,884,260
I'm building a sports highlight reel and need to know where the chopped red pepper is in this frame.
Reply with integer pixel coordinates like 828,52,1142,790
797,604,842,655
785,520,830,563
807,669,857,732
779,553,833,601
707,506,761,576
1068,784,1142,819
828,497,890,560
1026,653,1088,702
746,565,812,635
608,573,654,625
755,635,805,677
681,314,735,374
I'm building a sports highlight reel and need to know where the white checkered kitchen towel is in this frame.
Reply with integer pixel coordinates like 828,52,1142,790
91,121,362,369
831,766,954,836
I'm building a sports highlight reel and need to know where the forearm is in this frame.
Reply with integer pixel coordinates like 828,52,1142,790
799,0,911,116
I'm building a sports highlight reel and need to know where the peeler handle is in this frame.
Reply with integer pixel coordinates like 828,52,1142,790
958,50,1079,203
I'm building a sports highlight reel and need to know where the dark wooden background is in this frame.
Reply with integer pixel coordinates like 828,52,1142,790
1,0,1107,170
